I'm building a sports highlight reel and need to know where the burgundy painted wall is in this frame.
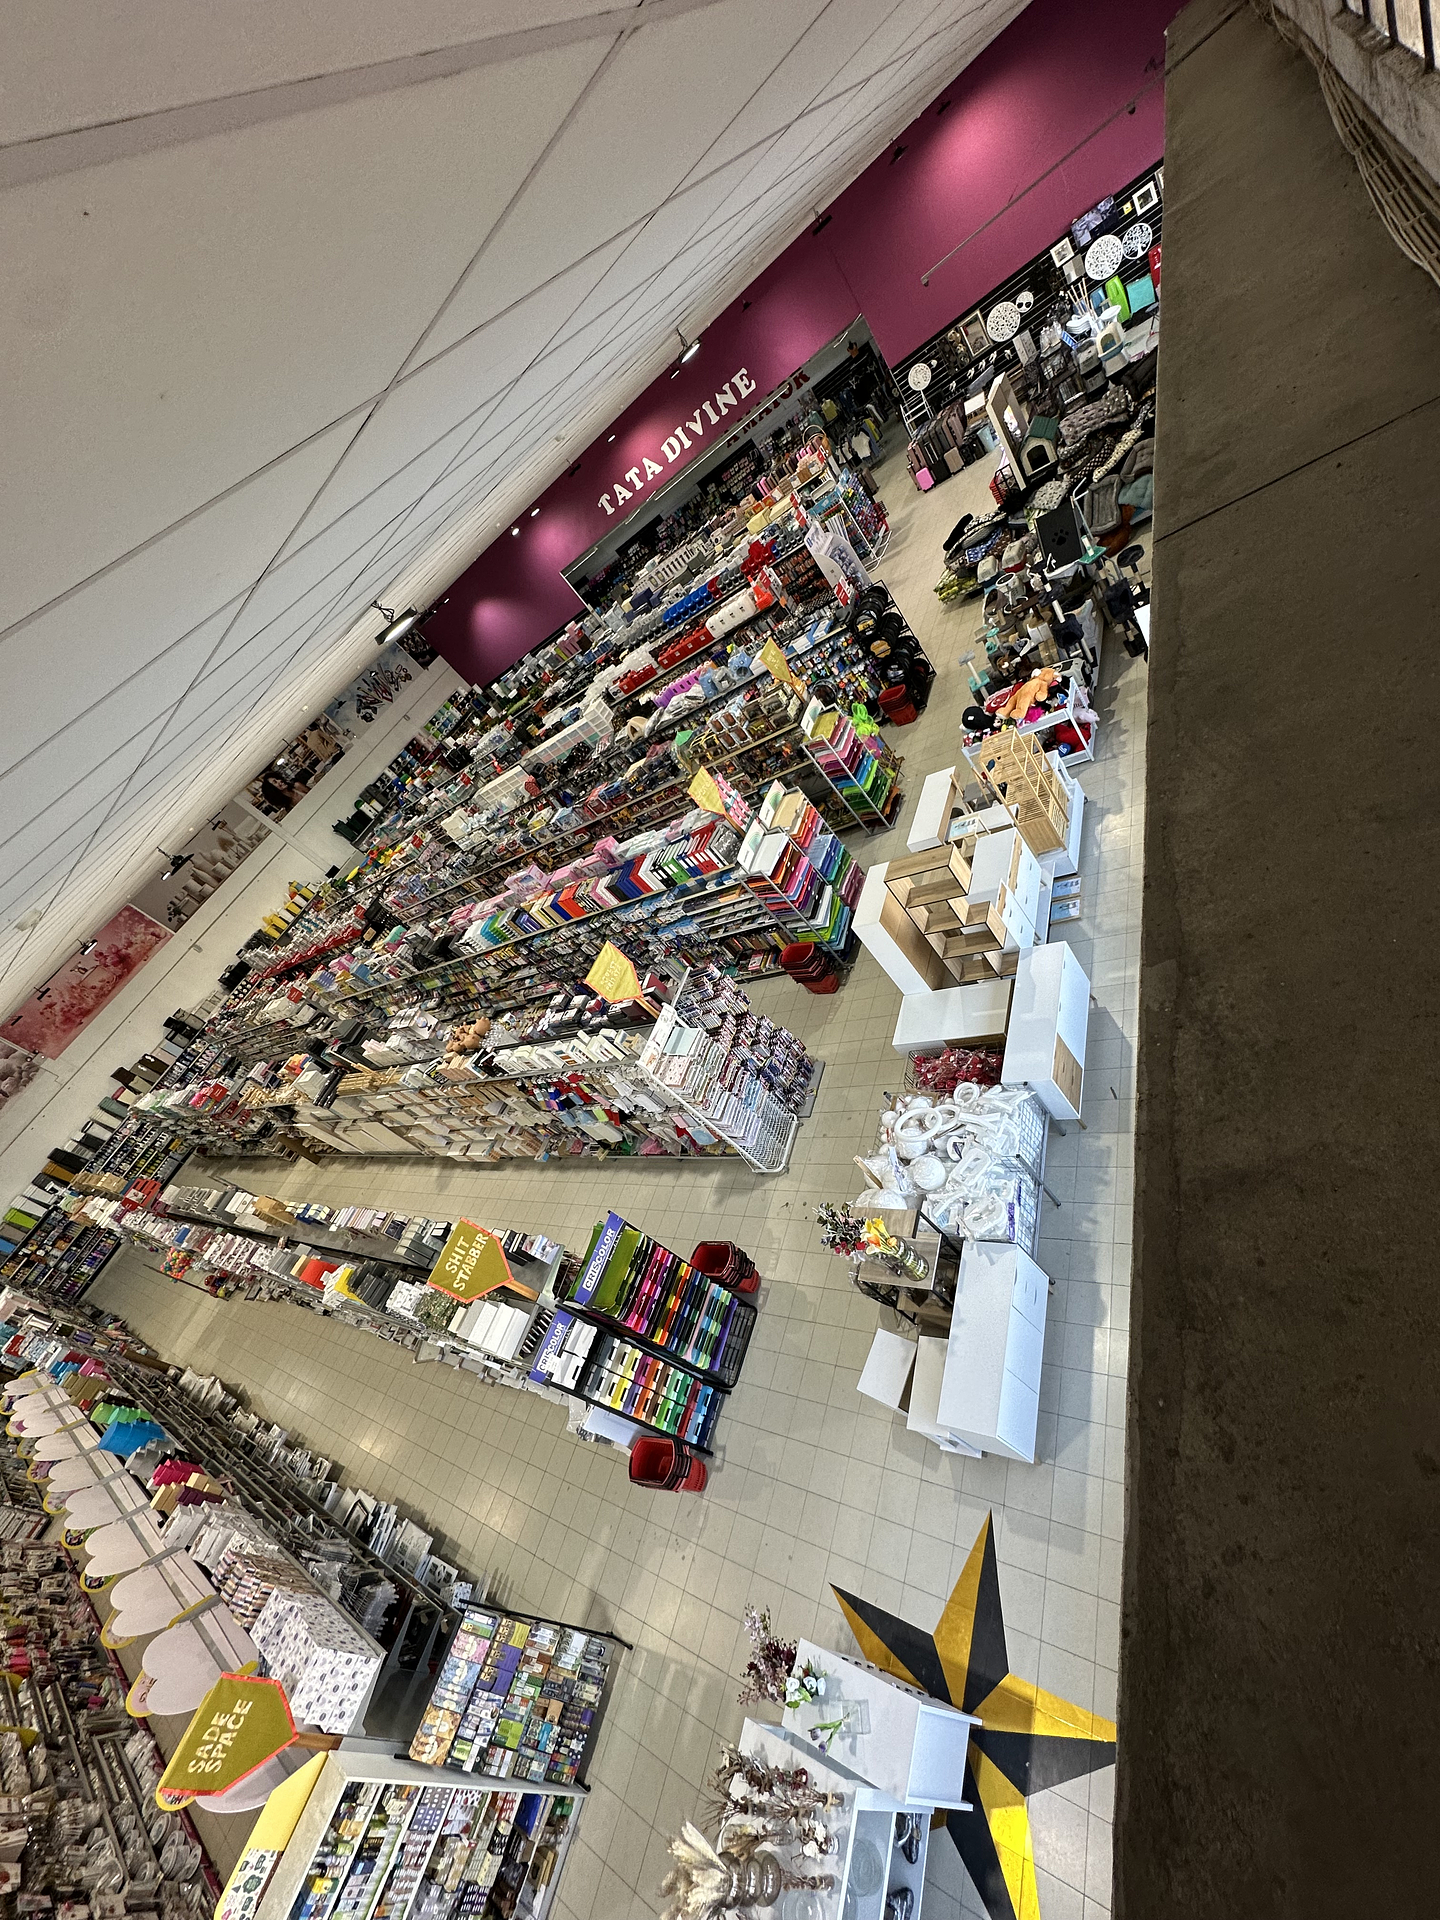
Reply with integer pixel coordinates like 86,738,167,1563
431,0,1179,684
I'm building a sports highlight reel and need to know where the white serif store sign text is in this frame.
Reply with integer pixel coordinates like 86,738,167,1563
598,369,758,515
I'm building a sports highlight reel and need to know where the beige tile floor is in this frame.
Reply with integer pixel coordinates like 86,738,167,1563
96,438,1148,1920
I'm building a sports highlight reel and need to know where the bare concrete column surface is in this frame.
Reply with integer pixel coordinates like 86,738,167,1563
1124,1,1440,1915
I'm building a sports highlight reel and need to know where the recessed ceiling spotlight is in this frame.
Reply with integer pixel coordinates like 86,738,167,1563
671,327,700,376
511,526,520,536
530,507,540,517
607,433,616,443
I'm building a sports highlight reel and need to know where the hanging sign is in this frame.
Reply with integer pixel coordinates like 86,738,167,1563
686,769,751,830
156,1675,307,1808
756,637,806,696
427,1220,532,1304
585,941,644,1004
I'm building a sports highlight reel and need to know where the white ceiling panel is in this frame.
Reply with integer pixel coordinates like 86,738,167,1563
1,38,607,626
1,0,1026,1009
3,2,655,145
0,420,358,765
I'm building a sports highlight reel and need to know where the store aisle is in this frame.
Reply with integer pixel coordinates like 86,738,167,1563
96,448,1147,1920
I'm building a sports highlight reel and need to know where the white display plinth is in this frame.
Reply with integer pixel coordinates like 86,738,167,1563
936,1242,1049,1462
1001,941,1090,1122
782,1640,978,1809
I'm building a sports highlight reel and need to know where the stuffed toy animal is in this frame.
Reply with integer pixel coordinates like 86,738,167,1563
992,666,1061,724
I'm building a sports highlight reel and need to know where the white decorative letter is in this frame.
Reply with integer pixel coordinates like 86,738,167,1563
643,456,663,480
714,384,736,415
701,399,720,426
613,480,632,503
625,466,643,490
686,412,706,439
599,494,614,515
661,435,684,463
732,368,756,397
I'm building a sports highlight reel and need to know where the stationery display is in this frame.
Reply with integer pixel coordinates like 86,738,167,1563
564,1212,756,1387
408,1607,612,1785
0,1437,219,1914
237,1749,587,1920
529,1312,724,1451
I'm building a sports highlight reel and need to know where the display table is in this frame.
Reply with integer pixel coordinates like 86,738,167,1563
1001,941,1090,1122
738,1719,931,1920
781,1639,978,1809
936,1242,1049,1462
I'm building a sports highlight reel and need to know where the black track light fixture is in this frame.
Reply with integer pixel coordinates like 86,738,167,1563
372,600,424,645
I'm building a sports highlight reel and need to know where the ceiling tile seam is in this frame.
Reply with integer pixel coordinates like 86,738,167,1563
0,0,734,189
5,3,1021,936
39,17,643,907
0,629,365,899
391,4,959,397
0,610,397,927
493,0,846,369
4,100,906,817
2,0,976,649
262,51,628,595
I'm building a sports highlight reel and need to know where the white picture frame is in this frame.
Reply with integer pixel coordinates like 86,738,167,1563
1134,180,1159,215
1049,236,1075,266
958,312,991,357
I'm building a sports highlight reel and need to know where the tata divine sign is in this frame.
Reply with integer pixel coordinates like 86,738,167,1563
597,368,758,515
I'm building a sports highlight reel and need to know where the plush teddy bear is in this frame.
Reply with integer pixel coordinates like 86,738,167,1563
992,666,1061,724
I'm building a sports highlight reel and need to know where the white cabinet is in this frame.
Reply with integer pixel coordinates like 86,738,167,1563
935,1242,1050,1462
738,1720,931,1920
891,980,1013,1055
1001,941,1090,1122
781,1641,978,1810
906,1336,981,1455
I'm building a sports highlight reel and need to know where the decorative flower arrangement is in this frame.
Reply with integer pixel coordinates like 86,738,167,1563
814,1201,866,1258
815,1201,927,1281
782,1659,827,1712
736,1605,797,1706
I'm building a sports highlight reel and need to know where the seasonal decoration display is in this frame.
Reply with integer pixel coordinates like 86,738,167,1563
658,1821,834,1919
814,1202,928,1281
736,1604,797,1705
910,1044,1004,1096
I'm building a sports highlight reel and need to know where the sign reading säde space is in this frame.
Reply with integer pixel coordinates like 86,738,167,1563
156,1674,297,1808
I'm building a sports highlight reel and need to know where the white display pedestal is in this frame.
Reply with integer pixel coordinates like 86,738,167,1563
936,1242,1050,1462
1001,942,1090,1122
891,980,1013,1055
782,1640,978,1810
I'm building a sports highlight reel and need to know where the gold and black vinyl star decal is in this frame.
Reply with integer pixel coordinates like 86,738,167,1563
833,1511,1115,1920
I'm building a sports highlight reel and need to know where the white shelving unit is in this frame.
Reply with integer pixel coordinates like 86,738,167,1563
936,1241,1050,1463
738,1718,934,1920
252,1746,588,1920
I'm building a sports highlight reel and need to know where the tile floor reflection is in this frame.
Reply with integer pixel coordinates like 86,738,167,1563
96,437,1147,1920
